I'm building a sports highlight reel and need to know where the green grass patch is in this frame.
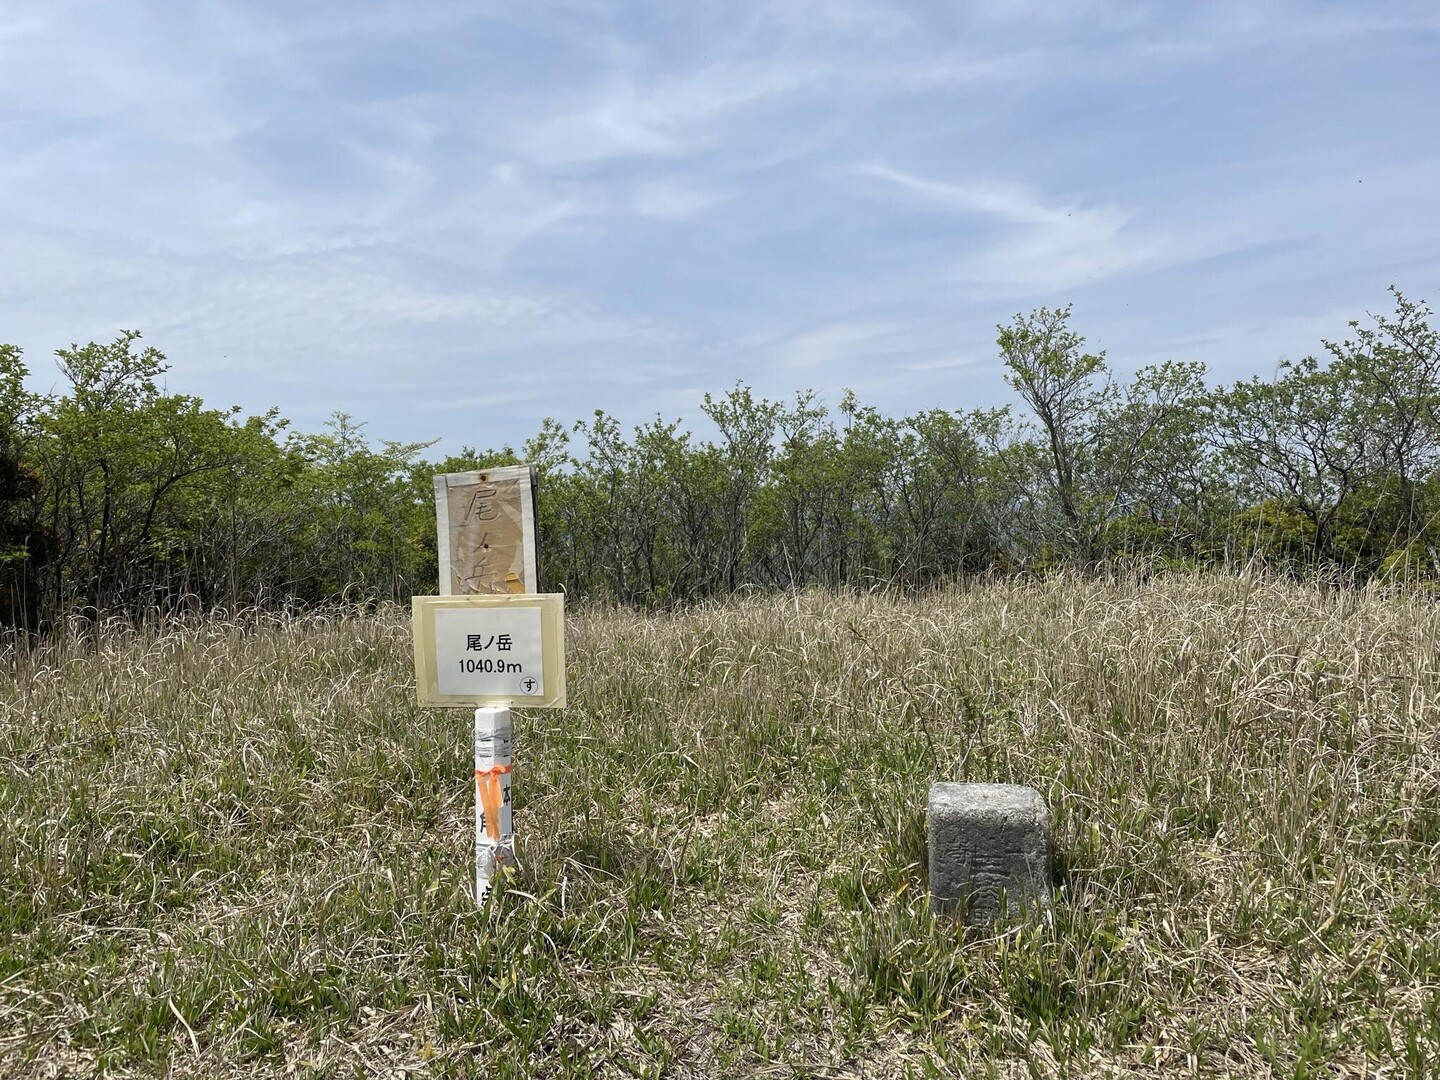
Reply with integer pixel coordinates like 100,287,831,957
2,575,1439,1076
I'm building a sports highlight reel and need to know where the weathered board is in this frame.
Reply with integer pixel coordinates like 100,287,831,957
433,465,539,596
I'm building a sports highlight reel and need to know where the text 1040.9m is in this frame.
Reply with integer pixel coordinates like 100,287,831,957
458,658,523,674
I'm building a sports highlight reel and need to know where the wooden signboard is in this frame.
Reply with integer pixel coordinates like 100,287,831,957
433,465,539,596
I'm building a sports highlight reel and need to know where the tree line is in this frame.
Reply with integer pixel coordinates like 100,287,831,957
1,289,1437,629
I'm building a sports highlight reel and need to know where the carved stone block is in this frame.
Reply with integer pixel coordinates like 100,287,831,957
928,783,1052,925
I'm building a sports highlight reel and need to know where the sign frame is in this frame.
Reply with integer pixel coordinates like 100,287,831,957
412,593,566,708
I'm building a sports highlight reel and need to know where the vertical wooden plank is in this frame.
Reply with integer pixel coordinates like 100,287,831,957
434,465,538,596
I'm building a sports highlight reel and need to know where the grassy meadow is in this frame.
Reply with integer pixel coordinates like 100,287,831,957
1,574,1438,1078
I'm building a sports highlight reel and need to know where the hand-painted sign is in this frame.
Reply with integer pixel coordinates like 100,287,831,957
434,466,539,596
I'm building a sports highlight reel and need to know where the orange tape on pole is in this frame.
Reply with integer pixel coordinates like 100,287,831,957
475,765,513,843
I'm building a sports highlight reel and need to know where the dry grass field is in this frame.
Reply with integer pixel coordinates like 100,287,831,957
2,574,1438,1078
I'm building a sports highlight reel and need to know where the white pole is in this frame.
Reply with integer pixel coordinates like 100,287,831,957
473,707,514,903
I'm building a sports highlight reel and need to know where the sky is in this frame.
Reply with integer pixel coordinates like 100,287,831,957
2,0,1438,454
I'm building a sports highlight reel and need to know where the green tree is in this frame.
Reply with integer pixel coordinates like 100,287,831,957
1322,288,1440,568
1094,360,1213,560
999,305,1107,555
176,409,300,609
754,392,848,588
34,332,254,618
1213,356,1370,565
701,385,782,593
999,307,1210,564
906,406,1013,577
286,414,436,603
566,410,682,604
0,344,46,628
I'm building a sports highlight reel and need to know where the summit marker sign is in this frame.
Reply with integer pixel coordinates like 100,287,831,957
412,593,566,709
418,464,564,903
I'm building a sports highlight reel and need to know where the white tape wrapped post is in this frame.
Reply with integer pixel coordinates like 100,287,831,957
474,707,514,903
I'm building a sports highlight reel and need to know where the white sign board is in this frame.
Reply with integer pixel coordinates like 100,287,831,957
434,606,544,698
412,594,565,708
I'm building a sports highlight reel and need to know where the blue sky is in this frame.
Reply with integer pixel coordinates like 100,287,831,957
2,0,1438,453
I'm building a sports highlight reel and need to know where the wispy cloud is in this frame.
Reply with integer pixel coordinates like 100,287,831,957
516,58,814,167
629,178,733,222
772,320,898,370
852,162,1163,293
854,163,1125,230
2,0,1437,451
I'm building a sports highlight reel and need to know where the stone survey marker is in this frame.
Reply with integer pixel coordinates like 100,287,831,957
928,783,1052,925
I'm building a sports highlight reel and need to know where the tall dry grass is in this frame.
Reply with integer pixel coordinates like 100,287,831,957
2,574,1437,1077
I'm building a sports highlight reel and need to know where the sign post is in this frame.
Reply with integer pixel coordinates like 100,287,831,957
425,465,551,902
473,708,513,901
412,592,566,901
